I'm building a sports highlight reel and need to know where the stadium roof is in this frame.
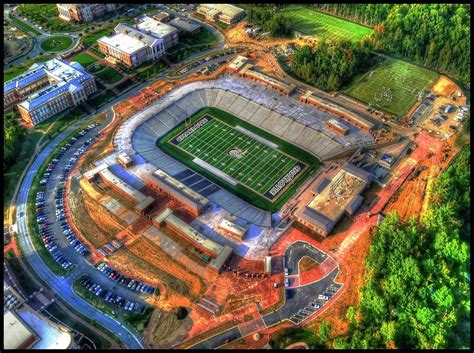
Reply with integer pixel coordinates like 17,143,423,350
209,245,233,272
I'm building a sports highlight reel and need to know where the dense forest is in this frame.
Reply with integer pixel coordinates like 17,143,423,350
290,39,374,91
341,147,471,349
310,4,471,83
4,110,27,170
245,5,293,38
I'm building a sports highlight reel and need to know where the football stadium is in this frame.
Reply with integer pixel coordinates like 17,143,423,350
158,107,320,211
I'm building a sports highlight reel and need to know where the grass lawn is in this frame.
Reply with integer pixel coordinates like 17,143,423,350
82,28,113,47
134,62,165,80
122,307,154,335
4,131,43,207
40,36,73,52
45,17,87,32
344,58,439,117
88,63,107,74
10,16,41,36
158,107,320,212
88,90,116,107
4,56,51,82
96,67,123,85
282,5,372,42
180,27,217,46
5,249,41,295
16,4,58,25
70,53,98,68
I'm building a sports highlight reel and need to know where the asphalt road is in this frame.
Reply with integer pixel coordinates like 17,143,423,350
190,241,341,349
15,110,144,349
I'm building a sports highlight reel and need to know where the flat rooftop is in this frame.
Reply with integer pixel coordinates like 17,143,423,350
4,310,38,349
303,90,375,130
218,219,247,238
99,32,147,55
137,16,178,38
199,4,245,17
228,55,248,71
307,165,368,222
152,169,209,209
241,66,296,93
99,167,151,206
327,118,350,133
156,208,223,256
168,17,201,32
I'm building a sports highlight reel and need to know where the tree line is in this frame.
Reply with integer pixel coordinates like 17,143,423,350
289,39,375,91
338,147,471,349
245,4,293,38
310,4,471,83
4,109,27,171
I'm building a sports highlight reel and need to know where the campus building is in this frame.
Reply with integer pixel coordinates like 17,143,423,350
168,17,202,36
237,64,296,96
217,219,248,240
57,4,123,23
153,208,233,273
325,118,350,136
98,23,166,68
84,164,155,214
292,162,374,236
4,281,74,349
4,59,97,125
145,169,210,217
136,16,180,50
197,4,246,25
300,90,376,132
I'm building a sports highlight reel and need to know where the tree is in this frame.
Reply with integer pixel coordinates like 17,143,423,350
319,321,331,342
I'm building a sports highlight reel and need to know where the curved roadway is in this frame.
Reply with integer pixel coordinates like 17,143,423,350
15,109,143,349
190,241,342,349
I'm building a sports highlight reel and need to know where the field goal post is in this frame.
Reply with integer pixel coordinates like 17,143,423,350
185,117,192,126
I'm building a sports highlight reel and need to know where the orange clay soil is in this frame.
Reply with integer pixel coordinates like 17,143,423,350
68,187,122,248
431,75,461,97
304,225,373,339
298,256,320,273
107,237,206,300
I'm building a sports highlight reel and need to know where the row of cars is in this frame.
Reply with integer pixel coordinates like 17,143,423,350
36,190,74,271
97,263,156,295
178,49,233,75
79,276,146,313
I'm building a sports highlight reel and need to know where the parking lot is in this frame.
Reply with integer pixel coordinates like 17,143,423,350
35,121,151,312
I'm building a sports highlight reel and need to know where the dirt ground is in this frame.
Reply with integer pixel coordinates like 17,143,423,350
431,75,461,97
68,180,121,249
107,236,206,300
299,256,320,273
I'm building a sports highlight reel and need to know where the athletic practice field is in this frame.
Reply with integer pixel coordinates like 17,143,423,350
344,58,439,117
158,108,320,211
283,5,373,42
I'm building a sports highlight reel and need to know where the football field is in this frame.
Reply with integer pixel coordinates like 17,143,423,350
282,5,373,42
158,108,320,210
344,58,438,117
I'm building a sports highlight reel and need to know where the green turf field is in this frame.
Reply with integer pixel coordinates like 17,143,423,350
344,58,439,117
282,5,372,42
70,52,98,68
158,107,320,211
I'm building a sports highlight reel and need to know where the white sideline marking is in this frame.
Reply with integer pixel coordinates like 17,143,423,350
235,125,278,149
193,157,238,185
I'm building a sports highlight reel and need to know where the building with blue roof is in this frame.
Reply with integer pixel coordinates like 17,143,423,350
4,58,97,125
